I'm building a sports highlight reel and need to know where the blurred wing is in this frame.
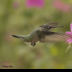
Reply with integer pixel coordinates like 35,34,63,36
39,22,58,31
39,32,71,43
45,22,58,27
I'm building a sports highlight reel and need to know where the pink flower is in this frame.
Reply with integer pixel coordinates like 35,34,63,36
66,23,72,43
25,0,44,8
53,0,72,13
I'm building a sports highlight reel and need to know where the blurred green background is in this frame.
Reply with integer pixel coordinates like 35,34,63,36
0,0,72,69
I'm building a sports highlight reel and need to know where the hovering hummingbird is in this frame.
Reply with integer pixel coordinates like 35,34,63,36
11,23,71,46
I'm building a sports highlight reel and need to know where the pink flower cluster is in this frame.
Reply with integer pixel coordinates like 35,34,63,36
66,23,72,43
25,0,44,8
53,0,72,13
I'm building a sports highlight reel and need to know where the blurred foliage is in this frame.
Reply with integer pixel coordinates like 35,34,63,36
0,0,72,69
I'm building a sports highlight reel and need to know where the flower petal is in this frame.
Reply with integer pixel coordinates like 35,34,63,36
35,0,44,7
66,31,72,35
67,39,72,43
25,0,44,8
26,0,34,7
66,31,72,43
52,0,72,13
70,23,72,31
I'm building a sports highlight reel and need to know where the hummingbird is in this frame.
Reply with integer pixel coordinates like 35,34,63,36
11,23,71,46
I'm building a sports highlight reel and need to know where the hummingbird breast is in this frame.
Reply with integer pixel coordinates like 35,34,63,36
31,35,39,44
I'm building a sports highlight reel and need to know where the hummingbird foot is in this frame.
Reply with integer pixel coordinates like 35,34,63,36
31,43,36,46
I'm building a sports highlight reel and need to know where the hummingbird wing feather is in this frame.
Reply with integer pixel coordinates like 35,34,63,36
39,32,71,43
45,22,58,27
39,22,58,31
40,22,58,27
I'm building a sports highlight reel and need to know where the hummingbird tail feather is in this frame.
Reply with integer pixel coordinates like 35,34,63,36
11,35,22,38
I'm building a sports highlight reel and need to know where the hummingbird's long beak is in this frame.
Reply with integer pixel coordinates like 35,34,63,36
52,26,64,28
